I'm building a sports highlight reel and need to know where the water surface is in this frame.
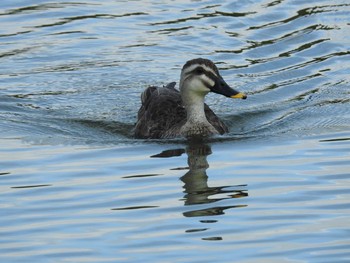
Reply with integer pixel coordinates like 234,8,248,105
1,0,350,262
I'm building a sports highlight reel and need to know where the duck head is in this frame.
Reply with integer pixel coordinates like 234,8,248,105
179,58,247,100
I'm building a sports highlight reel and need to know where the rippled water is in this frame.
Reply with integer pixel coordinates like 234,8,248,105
1,0,350,262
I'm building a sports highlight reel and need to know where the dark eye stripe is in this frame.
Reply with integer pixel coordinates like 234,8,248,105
183,65,221,90
186,66,217,80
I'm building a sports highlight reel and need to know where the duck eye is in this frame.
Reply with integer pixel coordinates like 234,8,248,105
195,67,204,75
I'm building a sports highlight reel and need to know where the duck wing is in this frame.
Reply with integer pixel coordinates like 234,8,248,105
134,82,186,139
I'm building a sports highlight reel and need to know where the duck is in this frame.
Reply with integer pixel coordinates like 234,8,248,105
134,58,247,139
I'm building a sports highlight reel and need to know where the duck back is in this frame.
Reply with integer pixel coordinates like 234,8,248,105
134,82,228,139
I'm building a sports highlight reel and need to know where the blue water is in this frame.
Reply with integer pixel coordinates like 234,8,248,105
1,0,350,262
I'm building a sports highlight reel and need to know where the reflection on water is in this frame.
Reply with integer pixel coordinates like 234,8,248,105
151,143,248,239
1,133,350,262
181,144,247,213
117,143,248,219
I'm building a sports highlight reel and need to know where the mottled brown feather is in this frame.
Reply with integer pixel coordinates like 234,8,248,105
134,82,228,139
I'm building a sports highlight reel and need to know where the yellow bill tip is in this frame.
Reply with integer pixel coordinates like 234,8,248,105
231,92,247,99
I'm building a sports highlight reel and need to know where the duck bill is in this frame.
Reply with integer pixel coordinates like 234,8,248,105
211,77,247,99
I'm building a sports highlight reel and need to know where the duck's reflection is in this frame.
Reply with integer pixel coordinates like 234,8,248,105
152,142,248,218
181,143,247,218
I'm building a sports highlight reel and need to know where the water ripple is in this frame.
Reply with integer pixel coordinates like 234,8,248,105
1,1,350,261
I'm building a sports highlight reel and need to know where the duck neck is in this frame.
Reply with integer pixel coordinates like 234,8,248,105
182,91,208,124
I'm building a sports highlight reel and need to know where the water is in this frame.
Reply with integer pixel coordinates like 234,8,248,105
1,0,350,262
